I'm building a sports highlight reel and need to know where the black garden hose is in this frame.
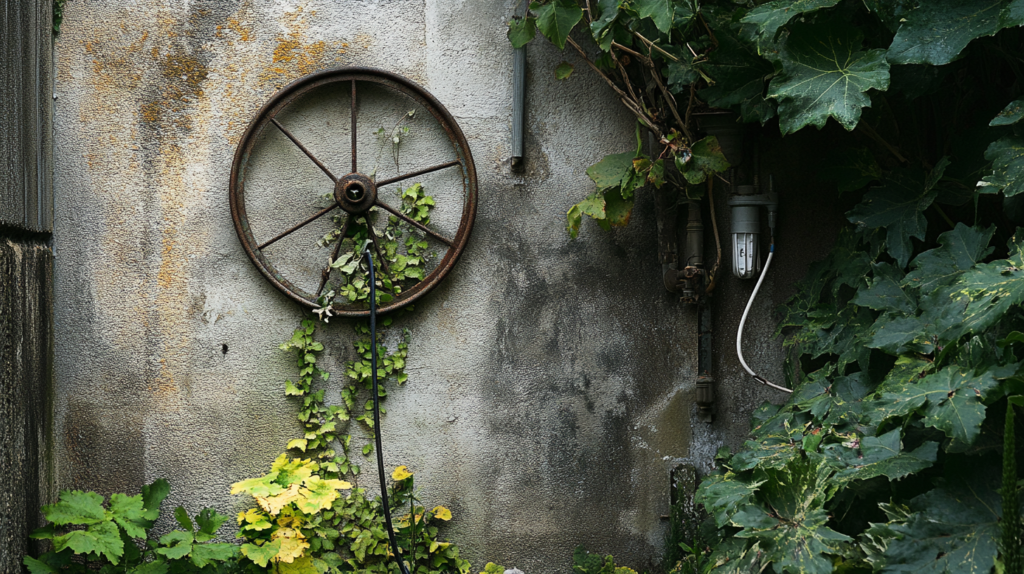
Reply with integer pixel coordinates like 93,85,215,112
364,246,412,574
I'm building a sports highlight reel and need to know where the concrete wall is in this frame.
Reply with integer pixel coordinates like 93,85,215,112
1,1,56,572
51,2,843,572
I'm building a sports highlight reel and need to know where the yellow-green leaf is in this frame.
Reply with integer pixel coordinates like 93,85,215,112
287,439,308,452
392,466,413,481
432,506,452,521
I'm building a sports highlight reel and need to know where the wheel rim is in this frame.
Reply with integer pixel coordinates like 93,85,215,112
229,67,478,317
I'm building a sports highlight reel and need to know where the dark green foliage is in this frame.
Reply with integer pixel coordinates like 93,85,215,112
1001,399,1022,574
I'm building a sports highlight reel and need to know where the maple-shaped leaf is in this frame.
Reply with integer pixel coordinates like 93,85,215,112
141,478,170,523
43,490,107,526
695,471,764,528
874,365,1004,449
823,429,938,483
740,0,841,49
231,472,284,498
903,223,995,293
54,521,123,565
847,168,937,268
156,530,194,560
108,493,148,539
271,455,317,487
887,0,1007,66
731,454,849,574
853,262,916,314
257,483,302,515
954,245,1024,337
271,527,310,563
194,507,230,541
633,0,672,33
190,543,238,568
296,477,351,514
979,135,1024,197
699,25,777,123
767,23,889,134
532,0,582,50
883,461,1013,573
676,136,730,185
279,555,320,574
241,540,282,568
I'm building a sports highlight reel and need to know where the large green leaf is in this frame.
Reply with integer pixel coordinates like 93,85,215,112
852,262,916,314
141,479,170,522
507,17,537,48
108,493,148,539
862,0,918,32
42,490,107,526
887,0,1006,66
54,521,124,565
532,0,583,50
979,136,1024,197
695,471,765,528
732,454,849,574
566,192,606,239
903,223,995,294
633,0,672,33
955,245,1024,337
194,507,230,540
882,463,1007,574
823,429,938,483
699,25,777,123
676,136,730,184
990,97,1024,126
739,0,842,50
156,531,194,560
241,540,281,568
874,365,1003,449
847,169,937,268
767,23,890,134
189,543,238,568
586,151,634,192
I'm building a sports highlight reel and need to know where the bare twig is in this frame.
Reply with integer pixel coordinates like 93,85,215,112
631,30,679,62
583,0,593,24
566,36,662,137
611,41,649,63
651,62,691,141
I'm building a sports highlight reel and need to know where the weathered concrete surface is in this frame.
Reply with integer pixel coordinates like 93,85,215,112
0,239,55,572
52,2,839,572
1,1,56,572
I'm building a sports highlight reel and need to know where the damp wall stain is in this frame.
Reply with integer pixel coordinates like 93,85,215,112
52,1,836,572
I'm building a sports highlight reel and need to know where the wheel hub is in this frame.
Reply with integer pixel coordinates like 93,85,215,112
334,173,377,214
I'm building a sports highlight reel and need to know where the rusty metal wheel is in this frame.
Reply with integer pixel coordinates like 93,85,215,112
230,67,477,317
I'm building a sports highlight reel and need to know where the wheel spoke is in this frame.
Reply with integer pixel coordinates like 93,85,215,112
316,214,352,298
375,160,461,188
270,118,338,182
374,200,453,246
350,80,358,173
362,217,397,294
258,204,337,250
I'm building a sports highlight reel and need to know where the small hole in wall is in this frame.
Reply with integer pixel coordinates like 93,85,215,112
221,344,228,354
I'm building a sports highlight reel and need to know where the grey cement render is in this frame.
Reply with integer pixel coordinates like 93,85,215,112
51,2,842,573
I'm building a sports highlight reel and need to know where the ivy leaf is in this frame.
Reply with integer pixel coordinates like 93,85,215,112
676,136,730,185
54,521,123,564
156,530,194,560
740,0,841,49
823,429,938,483
887,0,1007,66
883,463,1005,573
990,97,1024,126
852,262,916,314
532,0,583,50
189,543,238,568
586,151,634,191
195,507,230,538
818,147,882,193
903,223,995,294
633,0,672,33
979,136,1024,197
847,169,937,268
767,23,890,134
230,472,284,498
43,490,107,526
507,17,536,48
602,188,634,228
567,193,606,238
554,61,574,80
141,479,170,522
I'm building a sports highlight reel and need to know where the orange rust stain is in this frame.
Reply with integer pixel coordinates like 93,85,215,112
227,18,252,42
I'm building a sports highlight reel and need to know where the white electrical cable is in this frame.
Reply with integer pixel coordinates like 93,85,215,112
736,244,792,393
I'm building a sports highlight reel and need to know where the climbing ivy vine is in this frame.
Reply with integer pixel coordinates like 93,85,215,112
514,0,1024,572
